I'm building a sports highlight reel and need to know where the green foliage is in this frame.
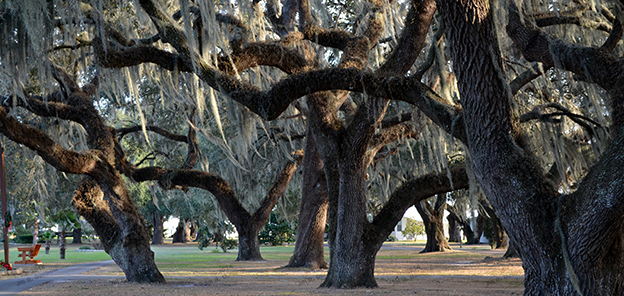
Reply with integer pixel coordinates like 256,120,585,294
258,212,295,246
386,234,398,242
402,218,425,240
78,245,92,250
49,210,80,231
220,239,238,253
14,233,33,244
39,231,56,242
196,222,235,252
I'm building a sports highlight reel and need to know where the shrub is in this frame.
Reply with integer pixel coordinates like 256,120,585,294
14,234,33,244
258,213,295,246
386,234,398,242
78,245,92,250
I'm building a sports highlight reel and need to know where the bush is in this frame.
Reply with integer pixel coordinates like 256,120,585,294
14,234,33,244
78,245,92,250
386,234,398,242
220,239,238,253
258,213,295,246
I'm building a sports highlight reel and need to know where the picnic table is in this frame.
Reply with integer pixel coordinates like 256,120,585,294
15,244,42,264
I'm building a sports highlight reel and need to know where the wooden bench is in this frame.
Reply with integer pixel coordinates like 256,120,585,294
15,244,42,264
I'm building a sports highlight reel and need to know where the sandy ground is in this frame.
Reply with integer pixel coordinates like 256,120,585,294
14,245,524,295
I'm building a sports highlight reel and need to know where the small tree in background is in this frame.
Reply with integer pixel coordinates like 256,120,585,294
401,218,425,240
50,211,80,259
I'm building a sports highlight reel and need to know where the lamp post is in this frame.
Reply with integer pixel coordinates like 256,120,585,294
1,143,8,264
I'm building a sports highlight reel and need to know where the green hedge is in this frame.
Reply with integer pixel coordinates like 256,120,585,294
14,234,33,244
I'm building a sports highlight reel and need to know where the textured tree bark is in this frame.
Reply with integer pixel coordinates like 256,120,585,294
415,195,451,253
287,129,328,269
72,180,165,283
320,159,377,288
235,225,263,261
438,0,624,293
152,212,164,245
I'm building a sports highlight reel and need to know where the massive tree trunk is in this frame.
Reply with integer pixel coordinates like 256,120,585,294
447,212,461,243
438,0,624,293
172,220,190,243
152,212,164,245
236,224,263,261
287,128,328,269
415,195,451,253
71,228,82,244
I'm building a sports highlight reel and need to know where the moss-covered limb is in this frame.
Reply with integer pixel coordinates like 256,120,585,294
506,1,622,91
130,166,250,226
530,7,612,32
600,14,623,52
509,62,546,95
368,123,419,153
216,42,309,75
116,125,188,142
0,107,99,174
519,102,605,137
379,112,413,129
182,119,199,170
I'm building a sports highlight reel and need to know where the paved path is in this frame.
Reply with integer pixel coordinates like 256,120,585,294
0,260,115,296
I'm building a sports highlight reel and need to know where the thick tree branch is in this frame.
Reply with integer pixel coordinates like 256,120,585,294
377,0,437,75
0,107,98,174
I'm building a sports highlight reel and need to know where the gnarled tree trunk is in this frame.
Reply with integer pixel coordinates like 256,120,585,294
447,212,461,243
73,180,165,283
415,195,451,253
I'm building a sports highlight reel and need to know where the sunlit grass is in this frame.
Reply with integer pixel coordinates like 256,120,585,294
2,241,523,280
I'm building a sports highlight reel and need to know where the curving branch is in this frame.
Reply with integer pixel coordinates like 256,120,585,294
380,112,413,129
519,102,606,137
509,62,546,95
366,164,468,247
531,8,612,32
